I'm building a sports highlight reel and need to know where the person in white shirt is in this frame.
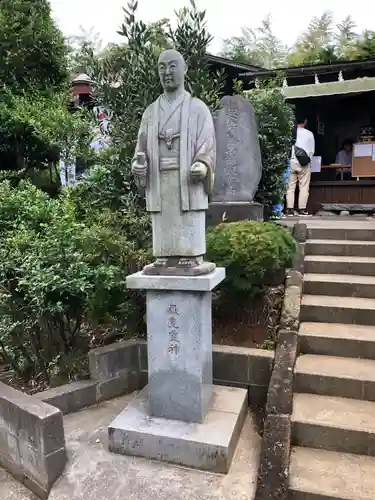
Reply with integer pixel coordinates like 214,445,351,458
336,139,353,166
335,139,353,180
286,116,315,216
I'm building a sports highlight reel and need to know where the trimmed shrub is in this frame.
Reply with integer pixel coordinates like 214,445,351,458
206,220,296,297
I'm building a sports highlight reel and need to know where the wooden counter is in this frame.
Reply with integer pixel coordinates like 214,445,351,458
307,180,375,213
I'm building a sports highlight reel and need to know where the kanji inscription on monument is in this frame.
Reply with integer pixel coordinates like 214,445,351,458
212,95,262,204
167,305,180,356
223,107,240,196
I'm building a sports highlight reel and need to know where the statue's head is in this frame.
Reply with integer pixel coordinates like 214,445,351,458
158,50,185,93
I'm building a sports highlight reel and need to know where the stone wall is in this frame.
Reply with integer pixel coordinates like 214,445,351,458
89,340,140,402
138,341,274,410
0,382,66,499
31,341,274,418
254,223,305,500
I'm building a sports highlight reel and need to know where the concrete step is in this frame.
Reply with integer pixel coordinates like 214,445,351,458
308,227,375,241
294,354,375,401
299,322,375,359
289,446,375,500
292,393,375,456
301,294,375,325
304,255,375,276
303,273,375,298
306,239,375,258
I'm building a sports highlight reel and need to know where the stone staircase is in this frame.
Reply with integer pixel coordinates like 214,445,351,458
289,225,375,500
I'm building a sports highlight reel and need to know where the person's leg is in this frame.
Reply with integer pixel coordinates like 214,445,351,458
298,164,312,214
286,161,298,214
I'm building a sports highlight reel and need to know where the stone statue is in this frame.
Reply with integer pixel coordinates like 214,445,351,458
131,49,216,275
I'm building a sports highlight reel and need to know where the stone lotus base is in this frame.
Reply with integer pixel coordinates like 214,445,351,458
108,384,247,474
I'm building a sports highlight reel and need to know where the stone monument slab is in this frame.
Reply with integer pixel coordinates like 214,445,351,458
209,95,263,224
212,95,262,204
108,384,247,473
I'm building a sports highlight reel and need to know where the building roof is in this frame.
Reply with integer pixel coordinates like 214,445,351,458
72,73,94,84
206,54,266,73
281,76,375,99
239,57,375,79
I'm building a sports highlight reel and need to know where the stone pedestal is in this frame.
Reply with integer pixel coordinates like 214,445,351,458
108,268,248,473
108,384,247,473
207,201,264,226
147,288,212,422
126,269,224,423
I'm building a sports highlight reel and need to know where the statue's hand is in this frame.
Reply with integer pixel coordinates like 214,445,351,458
131,159,148,179
190,162,207,182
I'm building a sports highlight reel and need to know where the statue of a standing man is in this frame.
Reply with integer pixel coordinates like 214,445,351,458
132,49,216,276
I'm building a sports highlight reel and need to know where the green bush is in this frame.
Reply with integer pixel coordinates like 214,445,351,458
246,88,294,216
206,221,296,297
0,181,148,384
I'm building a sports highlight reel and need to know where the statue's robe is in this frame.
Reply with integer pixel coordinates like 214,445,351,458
134,90,216,258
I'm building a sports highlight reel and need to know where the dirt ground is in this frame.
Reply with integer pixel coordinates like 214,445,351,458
213,285,284,349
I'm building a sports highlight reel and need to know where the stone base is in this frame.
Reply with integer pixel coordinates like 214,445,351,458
108,384,247,474
126,267,225,292
207,202,264,226
320,203,375,215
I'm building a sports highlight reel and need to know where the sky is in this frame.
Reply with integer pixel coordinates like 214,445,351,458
50,0,375,53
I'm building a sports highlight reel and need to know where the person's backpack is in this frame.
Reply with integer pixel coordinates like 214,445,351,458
294,145,310,167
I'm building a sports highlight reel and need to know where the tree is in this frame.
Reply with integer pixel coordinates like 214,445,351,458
68,26,104,55
289,11,335,65
354,30,375,59
222,12,375,68
67,20,171,80
0,0,79,181
221,34,255,65
220,15,288,69
254,16,289,69
67,27,104,77
0,0,68,93
171,1,225,106
336,15,358,59
0,89,94,191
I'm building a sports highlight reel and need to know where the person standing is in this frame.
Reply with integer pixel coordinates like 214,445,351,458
286,115,315,216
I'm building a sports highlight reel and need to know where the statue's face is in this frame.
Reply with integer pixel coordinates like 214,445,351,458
158,51,185,92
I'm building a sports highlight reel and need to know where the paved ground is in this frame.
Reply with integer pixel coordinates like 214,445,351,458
2,393,261,500
0,468,37,500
